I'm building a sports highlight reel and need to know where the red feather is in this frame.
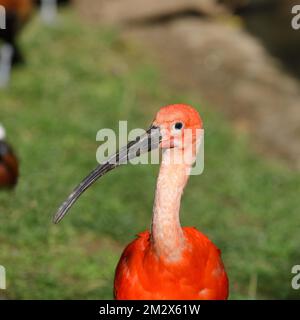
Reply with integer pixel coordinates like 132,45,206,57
114,227,228,300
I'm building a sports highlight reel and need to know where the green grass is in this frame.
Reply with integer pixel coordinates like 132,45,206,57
0,10,299,299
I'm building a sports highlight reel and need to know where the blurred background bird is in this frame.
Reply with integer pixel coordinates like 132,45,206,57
0,124,19,189
0,0,33,87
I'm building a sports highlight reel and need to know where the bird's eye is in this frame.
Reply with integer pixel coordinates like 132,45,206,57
173,122,184,130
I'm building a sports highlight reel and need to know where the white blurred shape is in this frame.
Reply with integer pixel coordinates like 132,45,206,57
41,0,58,25
0,124,6,140
0,43,13,88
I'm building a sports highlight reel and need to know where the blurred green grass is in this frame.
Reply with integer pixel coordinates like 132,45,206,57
0,10,299,299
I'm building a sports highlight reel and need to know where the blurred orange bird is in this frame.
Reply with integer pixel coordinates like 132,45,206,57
54,104,229,300
0,124,19,188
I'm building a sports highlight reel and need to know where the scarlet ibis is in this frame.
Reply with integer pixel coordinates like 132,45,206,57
53,104,229,300
0,124,19,188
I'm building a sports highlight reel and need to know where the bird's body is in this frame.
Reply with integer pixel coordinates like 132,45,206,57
54,104,229,300
115,228,228,300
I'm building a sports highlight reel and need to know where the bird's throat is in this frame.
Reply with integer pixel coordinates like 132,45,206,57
151,148,191,262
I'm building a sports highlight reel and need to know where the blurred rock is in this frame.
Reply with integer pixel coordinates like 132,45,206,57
75,0,300,168
75,0,228,25
236,0,300,79
124,18,300,167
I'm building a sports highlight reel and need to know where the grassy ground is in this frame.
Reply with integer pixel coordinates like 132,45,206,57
0,10,299,299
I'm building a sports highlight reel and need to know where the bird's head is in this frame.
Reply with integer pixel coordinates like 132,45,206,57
53,104,203,224
153,104,203,150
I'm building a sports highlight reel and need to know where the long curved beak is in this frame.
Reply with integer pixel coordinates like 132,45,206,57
53,126,161,224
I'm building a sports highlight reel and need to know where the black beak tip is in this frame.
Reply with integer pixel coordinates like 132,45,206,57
52,206,65,224
52,217,59,224
52,214,60,224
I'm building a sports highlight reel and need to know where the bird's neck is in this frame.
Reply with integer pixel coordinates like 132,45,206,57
151,148,191,262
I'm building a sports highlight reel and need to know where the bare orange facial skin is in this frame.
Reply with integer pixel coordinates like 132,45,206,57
153,104,203,150
154,104,203,130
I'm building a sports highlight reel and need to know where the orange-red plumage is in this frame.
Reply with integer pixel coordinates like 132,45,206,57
114,227,228,300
